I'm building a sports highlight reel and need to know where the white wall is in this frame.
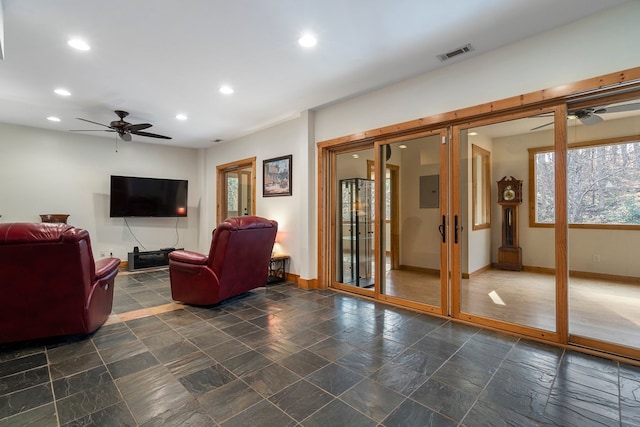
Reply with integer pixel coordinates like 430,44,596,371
399,136,441,270
313,2,640,143
310,2,640,281
203,115,317,279
492,116,640,277
0,123,201,261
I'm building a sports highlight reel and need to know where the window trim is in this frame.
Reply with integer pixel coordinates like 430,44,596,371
528,134,640,230
471,144,491,230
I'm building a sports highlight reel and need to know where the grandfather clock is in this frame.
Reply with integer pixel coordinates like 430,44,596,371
496,176,523,271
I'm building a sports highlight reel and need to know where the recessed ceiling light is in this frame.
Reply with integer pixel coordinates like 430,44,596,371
54,88,71,96
67,39,90,51
47,116,61,122
176,114,187,121
468,132,478,136
352,154,360,159
298,34,317,48
219,85,234,95
399,144,407,149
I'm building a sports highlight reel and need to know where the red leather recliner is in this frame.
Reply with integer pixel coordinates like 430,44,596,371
169,216,277,305
0,223,121,344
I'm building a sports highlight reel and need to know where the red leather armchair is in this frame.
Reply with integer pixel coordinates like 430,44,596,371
0,223,121,344
169,216,277,305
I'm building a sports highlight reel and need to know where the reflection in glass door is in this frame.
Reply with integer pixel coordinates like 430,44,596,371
339,178,374,287
454,113,559,339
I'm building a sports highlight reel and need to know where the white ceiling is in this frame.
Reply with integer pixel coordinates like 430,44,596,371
0,0,630,148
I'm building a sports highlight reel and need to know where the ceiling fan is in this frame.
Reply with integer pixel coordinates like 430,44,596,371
530,101,640,131
70,110,172,141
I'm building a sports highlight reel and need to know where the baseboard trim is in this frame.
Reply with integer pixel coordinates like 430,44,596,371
509,265,640,285
464,264,492,279
399,265,440,275
298,277,320,289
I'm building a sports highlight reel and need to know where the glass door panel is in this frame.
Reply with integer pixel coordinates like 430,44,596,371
223,166,253,218
339,178,374,287
216,157,256,224
379,134,447,313
455,114,557,336
566,93,640,358
333,147,377,292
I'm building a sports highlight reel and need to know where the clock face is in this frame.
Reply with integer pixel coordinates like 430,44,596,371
503,187,516,201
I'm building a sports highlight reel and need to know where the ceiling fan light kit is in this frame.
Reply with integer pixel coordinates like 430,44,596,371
70,110,172,141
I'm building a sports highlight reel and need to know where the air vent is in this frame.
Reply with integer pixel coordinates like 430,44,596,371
437,43,475,62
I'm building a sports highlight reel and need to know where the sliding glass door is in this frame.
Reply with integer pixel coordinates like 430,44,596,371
322,87,640,360
451,111,561,341
564,92,640,359
377,132,449,314
332,147,377,294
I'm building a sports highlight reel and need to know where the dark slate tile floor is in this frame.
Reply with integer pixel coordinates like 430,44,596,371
1,269,639,426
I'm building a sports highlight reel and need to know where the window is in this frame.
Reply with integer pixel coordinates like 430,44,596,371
529,137,640,228
227,176,239,212
472,144,491,230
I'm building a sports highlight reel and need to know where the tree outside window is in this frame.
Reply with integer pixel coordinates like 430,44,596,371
530,138,640,227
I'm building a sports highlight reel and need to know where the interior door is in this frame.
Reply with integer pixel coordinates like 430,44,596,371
216,157,256,223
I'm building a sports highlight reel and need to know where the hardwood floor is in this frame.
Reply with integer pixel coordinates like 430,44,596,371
383,267,640,350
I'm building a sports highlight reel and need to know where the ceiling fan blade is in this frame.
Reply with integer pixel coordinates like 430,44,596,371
601,102,640,114
131,130,172,140
120,132,132,142
127,123,153,132
530,121,554,131
69,129,116,132
76,118,112,128
579,114,603,125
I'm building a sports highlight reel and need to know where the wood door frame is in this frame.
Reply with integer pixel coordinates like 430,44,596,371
367,159,399,270
317,67,640,362
216,157,256,224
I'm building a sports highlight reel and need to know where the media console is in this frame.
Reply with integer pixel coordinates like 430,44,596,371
127,248,182,271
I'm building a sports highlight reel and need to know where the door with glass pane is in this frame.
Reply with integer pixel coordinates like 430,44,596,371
332,147,377,293
377,132,449,314
565,92,640,359
452,112,561,341
216,157,255,223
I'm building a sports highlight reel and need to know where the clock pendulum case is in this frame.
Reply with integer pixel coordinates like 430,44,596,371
496,176,523,271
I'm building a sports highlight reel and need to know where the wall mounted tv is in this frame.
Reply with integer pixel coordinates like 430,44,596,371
110,175,188,217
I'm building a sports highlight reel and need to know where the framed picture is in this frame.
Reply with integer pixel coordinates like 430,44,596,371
263,155,292,197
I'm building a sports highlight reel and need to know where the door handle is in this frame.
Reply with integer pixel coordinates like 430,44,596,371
454,215,464,244
438,215,446,243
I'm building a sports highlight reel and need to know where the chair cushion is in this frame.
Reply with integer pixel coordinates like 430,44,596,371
0,223,72,243
169,249,208,265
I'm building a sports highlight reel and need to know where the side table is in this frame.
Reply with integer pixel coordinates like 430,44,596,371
268,254,290,284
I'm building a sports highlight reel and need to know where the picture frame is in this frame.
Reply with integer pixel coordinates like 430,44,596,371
263,155,292,197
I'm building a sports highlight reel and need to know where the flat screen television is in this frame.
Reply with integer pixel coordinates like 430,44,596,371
110,175,188,217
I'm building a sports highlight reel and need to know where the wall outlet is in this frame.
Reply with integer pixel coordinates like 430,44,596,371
592,254,601,263
109,249,113,257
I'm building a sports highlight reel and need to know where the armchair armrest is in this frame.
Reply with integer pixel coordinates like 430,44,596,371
95,257,121,280
169,250,208,265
